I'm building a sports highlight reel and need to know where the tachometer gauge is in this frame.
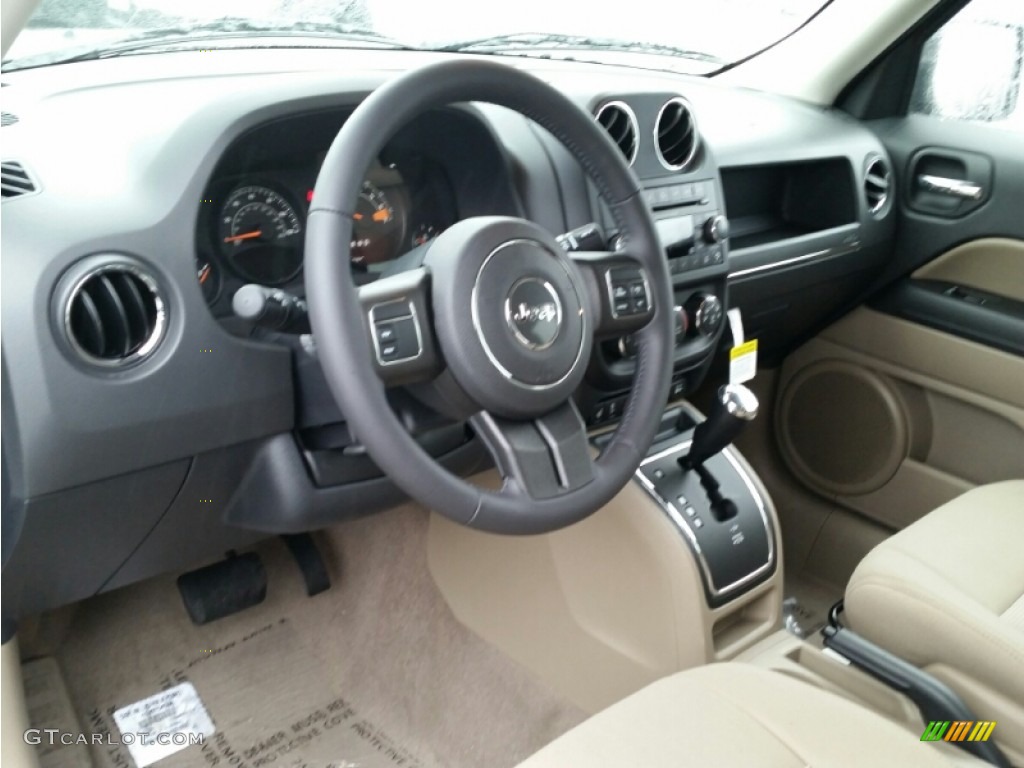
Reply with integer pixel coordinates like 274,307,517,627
218,185,303,285
412,223,439,247
351,181,405,266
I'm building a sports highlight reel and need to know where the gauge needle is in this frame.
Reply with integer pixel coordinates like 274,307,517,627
352,210,390,223
224,230,262,243
198,264,211,284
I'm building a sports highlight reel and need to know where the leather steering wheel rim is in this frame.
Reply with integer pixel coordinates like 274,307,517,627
305,59,674,534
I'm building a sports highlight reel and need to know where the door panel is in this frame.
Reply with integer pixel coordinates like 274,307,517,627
775,307,1024,530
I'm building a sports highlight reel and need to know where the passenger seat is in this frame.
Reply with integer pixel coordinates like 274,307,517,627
845,480,1024,765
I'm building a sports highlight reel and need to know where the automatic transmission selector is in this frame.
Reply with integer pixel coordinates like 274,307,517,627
682,383,759,468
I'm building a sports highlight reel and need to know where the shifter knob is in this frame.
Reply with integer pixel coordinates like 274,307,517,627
682,384,759,468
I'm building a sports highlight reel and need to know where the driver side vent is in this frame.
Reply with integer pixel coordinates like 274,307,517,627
595,101,639,166
655,97,699,171
64,262,167,366
864,156,892,216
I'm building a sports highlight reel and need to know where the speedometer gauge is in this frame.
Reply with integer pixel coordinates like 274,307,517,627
218,185,303,285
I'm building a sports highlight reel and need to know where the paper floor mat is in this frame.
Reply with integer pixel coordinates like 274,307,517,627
31,618,433,768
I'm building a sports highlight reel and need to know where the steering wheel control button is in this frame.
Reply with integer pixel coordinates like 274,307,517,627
606,267,652,319
369,301,422,366
505,278,563,350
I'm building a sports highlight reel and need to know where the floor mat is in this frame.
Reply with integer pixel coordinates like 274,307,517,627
23,505,586,768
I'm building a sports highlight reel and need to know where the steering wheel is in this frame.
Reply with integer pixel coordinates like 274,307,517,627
305,59,674,534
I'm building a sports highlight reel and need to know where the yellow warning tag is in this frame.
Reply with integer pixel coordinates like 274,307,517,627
730,340,758,360
729,339,758,384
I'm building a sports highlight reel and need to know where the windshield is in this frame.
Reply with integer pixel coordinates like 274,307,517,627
4,0,830,73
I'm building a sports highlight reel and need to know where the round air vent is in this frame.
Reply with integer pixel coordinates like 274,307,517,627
655,97,699,171
595,101,639,166
864,155,892,217
62,259,167,367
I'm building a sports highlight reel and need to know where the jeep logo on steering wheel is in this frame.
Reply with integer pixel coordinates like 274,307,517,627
505,277,563,350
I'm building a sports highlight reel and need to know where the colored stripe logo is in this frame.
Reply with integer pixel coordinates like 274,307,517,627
921,721,996,742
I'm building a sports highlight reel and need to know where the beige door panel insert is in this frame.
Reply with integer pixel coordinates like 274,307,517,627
776,307,1024,531
912,237,1024,303
427,469,783,714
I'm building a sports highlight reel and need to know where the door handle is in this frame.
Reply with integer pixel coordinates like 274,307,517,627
917,174,984,201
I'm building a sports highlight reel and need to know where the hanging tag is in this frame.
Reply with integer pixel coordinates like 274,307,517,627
727,308,757,385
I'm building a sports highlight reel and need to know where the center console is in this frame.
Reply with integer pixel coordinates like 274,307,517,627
428,394,783,713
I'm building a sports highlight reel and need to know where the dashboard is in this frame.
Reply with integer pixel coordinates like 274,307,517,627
1,48,895,618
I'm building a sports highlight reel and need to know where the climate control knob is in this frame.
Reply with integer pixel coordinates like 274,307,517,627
687,293,724,337
701,215,729,244
673,304,689,340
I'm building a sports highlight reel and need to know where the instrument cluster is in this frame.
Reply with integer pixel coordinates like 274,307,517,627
196,151,457,308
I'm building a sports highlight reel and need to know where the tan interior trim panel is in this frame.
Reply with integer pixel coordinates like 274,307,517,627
819,308,1024,414
2,639,41,768
427,470,783,714
913,238,1024,303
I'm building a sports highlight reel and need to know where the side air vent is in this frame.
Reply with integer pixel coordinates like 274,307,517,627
864,155,892,216
595,101,639,166
62,261,167,367
1,161,36,199
1,112,18,126
655,97,699,171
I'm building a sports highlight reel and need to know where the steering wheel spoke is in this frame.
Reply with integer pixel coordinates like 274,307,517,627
357,267,441,386
471,401,595,501
571,250,656,335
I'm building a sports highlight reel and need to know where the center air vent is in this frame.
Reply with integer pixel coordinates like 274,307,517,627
655,97,699,171
63,261,167,366
595,101,639,166
1,161,36,199
864,156,892,216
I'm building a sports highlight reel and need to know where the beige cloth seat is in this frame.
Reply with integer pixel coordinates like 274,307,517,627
845,479,1024,765
517,662,979,767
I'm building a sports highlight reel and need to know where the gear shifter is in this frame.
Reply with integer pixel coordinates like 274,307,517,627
679,384,758,522
681,384,759,469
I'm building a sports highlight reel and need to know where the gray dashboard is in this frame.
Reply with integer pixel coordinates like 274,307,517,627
1,48,895,617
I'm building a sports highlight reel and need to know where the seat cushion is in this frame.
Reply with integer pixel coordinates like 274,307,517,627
845,479,1024,763
517,663,977,767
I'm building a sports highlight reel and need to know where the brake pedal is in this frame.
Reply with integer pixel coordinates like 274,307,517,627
176,552,267,625
281,533,331,597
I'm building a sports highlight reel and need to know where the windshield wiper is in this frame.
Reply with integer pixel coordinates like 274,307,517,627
3,17,416,71
435,32,724,65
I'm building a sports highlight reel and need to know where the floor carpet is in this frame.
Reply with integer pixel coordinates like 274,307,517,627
22,504,586,768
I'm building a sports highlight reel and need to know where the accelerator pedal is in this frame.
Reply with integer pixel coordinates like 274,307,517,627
281,533,331,597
